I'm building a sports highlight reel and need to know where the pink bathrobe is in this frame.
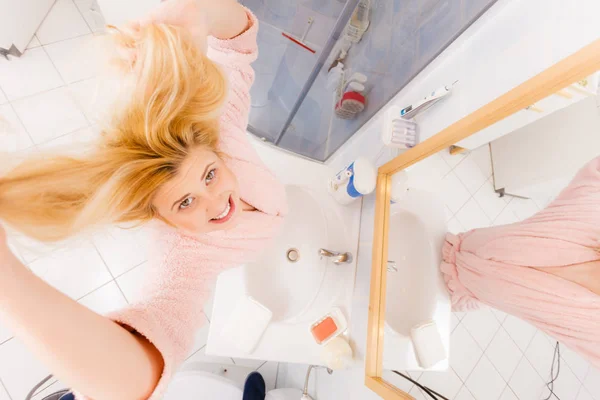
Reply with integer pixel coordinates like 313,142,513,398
77,10,287,399
442,156,600,369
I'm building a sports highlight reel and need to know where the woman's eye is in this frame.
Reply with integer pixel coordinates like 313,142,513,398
205,168,216,184
179,197,194,210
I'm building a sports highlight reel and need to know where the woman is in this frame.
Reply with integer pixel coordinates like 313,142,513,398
0,1,286,399
442,156,600,369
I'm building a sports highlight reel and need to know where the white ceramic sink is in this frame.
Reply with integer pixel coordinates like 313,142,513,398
243,185,332,322
385,189,449,338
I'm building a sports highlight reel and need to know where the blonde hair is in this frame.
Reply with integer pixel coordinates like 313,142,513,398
0,23,227,242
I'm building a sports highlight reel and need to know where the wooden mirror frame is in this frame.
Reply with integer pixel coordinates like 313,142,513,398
364,39,600,399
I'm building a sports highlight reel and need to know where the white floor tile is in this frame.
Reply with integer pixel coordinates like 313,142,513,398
9,235,58,265
0,338,52,400
584,367,600,400
75,0,107,33
450,313,460,333
453,311,466,321
501,197,539,222
499,387,518,400
11,87,88,144
38,126,97,154
382,370,414,394
455,198,491,231
502,315,536,352
0,104,34,151
489,308,507,324
508,357,545,400
93,226,152,277
577,386,595,400
454,150,490,195
561,345,591,382
455,385,476,400
116,262,150,303
44,35,97,84
258,361,279,390
418,367,463,399
187,313,211,358
187,346,236,366
466,356,506,400
485,327,522,381
447,217,465,234
27,35,42,49
0,48,63,100
440,148,467,168
28,241,112,300
473,178,508,221
491,202,519,226
68,78,100,123
440,170,471,214
79,281,128,315
461,309,500,350
408,386,429,400
524,330,555,379
0,382,9,400
0,89,6,104
36,0,91,45
450,323,483,382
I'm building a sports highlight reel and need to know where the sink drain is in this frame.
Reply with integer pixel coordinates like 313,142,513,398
286,248,300,263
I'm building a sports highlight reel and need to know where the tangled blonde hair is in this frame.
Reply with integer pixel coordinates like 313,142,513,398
0,23,227,242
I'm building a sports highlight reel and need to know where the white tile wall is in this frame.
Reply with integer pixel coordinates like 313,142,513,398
0,3,276,398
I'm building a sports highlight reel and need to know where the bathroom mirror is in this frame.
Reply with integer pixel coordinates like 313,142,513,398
365,40,600,399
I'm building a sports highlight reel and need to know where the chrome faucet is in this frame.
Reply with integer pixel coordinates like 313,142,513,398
318,248,353,264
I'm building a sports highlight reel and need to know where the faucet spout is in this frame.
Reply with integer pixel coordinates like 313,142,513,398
318,248,353,264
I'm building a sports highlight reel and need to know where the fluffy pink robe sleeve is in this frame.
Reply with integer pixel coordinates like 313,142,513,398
77,9,287,399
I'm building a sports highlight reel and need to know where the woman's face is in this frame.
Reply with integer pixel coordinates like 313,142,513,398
152,146,241,234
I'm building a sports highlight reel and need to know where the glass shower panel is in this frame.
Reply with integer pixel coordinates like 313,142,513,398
241,0,349,142
277,0,498,161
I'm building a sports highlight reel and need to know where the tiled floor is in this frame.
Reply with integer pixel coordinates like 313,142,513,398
382,147,599,400
0,2,277,399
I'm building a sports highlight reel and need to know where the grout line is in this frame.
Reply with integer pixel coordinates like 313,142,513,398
0,376,13,400
90,241,131,303
112,260,147,281
37,31,93,47
72,0,94,33
75,277,117,302
256,361,267,371
274,362,280,389
6,102,37,146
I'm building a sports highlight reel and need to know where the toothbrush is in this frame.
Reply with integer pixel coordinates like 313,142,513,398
400,80,458,120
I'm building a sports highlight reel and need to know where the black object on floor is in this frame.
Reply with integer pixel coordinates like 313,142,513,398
243,371,267,400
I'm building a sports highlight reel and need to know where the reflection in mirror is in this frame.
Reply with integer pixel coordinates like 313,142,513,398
381,72,600,399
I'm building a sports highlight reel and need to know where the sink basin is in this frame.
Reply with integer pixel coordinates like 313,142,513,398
243,185,331,322
385,189,449,337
